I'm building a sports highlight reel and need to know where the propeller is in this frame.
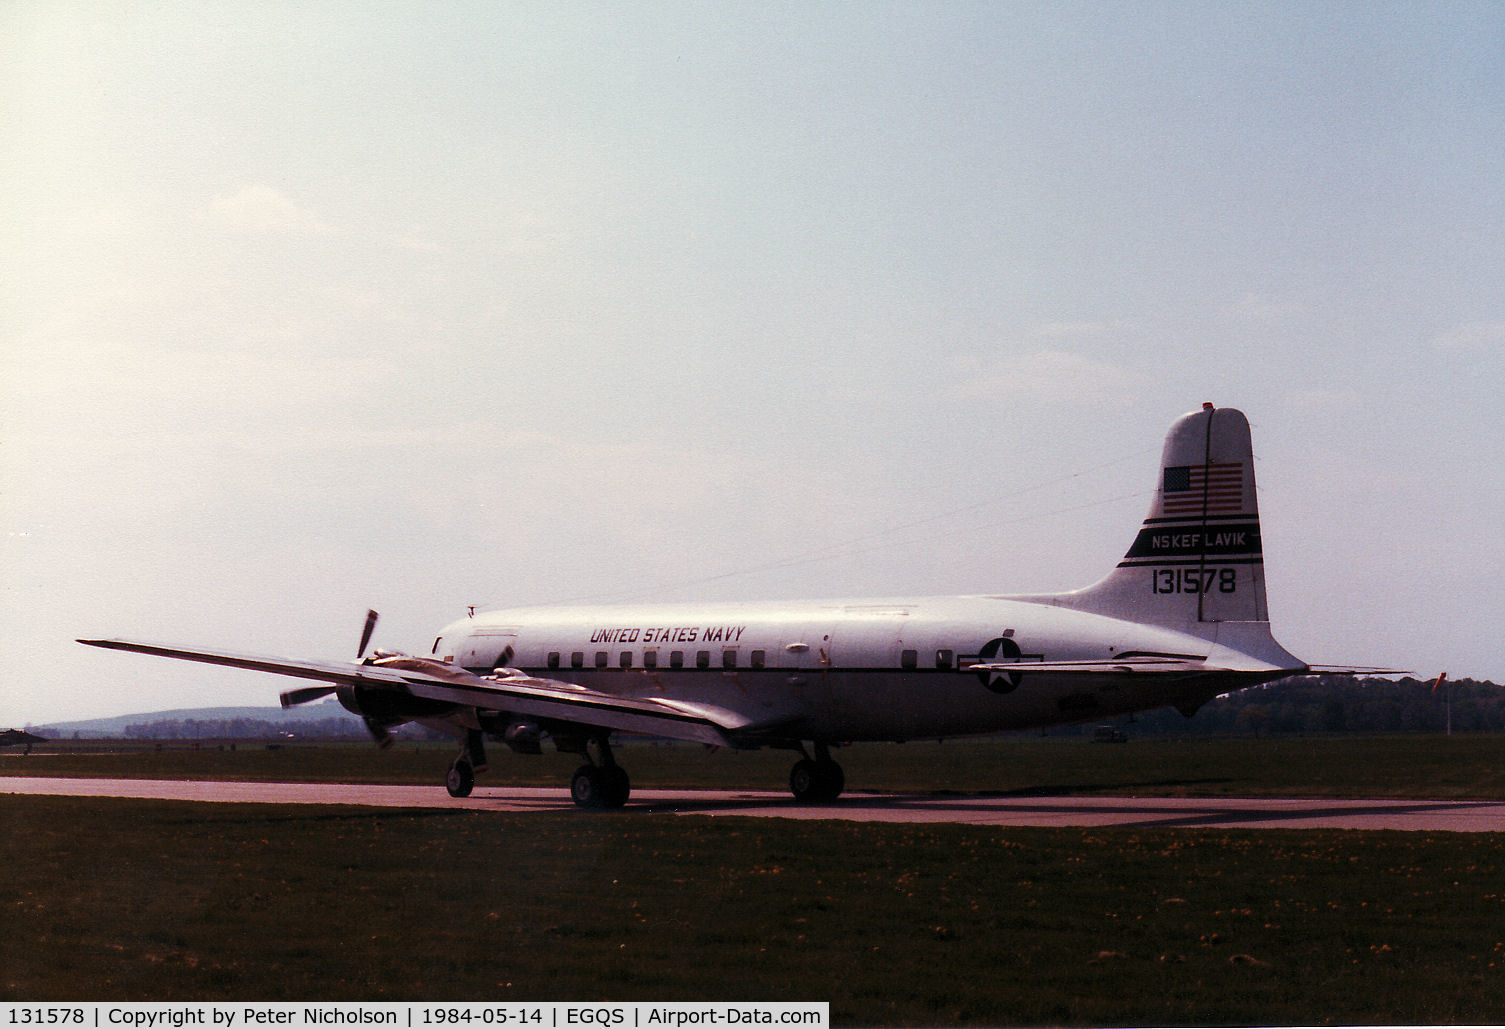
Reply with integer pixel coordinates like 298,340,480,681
363,716,394,749
357,609,379,661
278,609,382,709
280,684,335,708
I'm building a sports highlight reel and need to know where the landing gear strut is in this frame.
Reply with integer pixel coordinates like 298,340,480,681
570,736,630,810
789,741,844,803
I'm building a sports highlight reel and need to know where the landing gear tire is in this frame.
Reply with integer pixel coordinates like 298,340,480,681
789,757,844,803
817,759,844,800
790,759,817,800
571,763,630,810
602,765,630,808
446,759,475,798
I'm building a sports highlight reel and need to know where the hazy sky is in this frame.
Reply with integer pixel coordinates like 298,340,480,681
5,2,1503,724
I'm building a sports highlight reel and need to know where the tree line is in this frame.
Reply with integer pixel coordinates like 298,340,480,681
120,717,444,740
1123,676,1504,737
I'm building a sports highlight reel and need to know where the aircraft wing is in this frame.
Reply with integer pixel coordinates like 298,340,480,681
394,667,751,746
78,638,445,690
77,638,740,747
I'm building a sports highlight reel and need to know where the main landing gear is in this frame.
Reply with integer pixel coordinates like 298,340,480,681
445,729,486,798
442,729,631,809
789,742,844,803
569,736,631,810
442,730,841,809
446,758,476,798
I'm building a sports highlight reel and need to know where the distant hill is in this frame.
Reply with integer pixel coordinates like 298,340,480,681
28,700,359,739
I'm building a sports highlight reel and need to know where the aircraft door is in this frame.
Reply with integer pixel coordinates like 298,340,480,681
459,628,519,673
829,609,909,673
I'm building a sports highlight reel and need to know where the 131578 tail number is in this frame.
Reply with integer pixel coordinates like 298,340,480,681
1152,568,1237,594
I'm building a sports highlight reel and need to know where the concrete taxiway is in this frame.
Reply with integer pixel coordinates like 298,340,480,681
4,776,1504,830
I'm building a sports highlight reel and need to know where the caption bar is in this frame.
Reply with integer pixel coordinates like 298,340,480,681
2,1005,827,1029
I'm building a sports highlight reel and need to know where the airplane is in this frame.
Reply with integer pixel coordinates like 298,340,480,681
80,403,1390,808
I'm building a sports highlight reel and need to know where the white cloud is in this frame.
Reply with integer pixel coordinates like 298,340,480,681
957,348,1150,403
1284,388,1362,412
388,232,447,255
1030,320,1132,339
1221,293,1304,320
204,184,336,237
1431,322,1505,350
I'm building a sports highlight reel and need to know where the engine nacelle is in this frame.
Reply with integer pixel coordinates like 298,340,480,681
335,683,454,725
502,721,544,755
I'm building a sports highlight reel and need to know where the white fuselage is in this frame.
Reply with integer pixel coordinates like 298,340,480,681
434,595,1255,744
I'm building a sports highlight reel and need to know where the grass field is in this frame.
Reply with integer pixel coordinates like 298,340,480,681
6,734,1505,799
2,794,1503,1025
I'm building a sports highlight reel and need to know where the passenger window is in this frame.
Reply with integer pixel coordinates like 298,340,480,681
547,652,560,669
644,650,658,669
750,650,765,669
696,650,710,669
722,649,737,669
670,650,684,668
595,651,609,668
936,649,954,669
901,649,918,669
619,651,632,669
571,651,584,668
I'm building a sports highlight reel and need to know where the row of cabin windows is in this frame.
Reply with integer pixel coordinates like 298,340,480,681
546,649,768,671
538,648,959,671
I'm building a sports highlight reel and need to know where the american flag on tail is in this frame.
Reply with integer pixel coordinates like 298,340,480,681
1162,462,1245,515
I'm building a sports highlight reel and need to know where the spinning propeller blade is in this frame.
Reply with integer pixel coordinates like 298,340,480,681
363,716,394,749
280,685,335,708
357,609,379,660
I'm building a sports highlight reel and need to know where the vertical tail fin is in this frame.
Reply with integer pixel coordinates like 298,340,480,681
1058,404,1269,638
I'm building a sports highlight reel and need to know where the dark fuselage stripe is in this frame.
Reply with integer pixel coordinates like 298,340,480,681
1116,555,1264,568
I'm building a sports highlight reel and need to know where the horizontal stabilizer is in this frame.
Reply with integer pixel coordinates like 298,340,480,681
967,656,1221,676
